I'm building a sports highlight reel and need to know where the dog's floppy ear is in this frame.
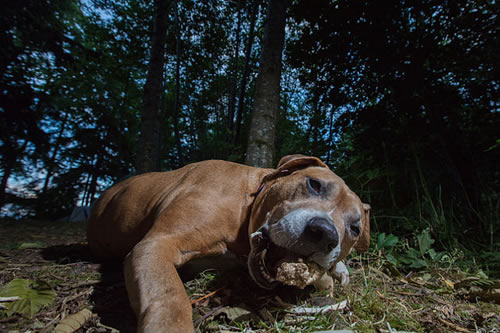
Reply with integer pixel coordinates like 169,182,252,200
276,154,328,171
258,155,328,187
354,203,371,252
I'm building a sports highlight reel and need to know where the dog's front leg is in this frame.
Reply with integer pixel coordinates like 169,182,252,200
124,236,194,333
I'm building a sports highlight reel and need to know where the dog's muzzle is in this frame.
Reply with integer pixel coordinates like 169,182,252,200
248,209,342,289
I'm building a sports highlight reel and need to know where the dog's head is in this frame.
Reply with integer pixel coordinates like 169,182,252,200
247,154,370,289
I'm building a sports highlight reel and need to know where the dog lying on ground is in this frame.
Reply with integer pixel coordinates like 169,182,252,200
87,154,370,332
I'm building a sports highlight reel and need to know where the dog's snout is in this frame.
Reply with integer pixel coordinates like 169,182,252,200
305,217,338,253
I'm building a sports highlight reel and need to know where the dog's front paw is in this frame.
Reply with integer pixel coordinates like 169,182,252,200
313,261,350,297
312,273,334,296
331,261,350,287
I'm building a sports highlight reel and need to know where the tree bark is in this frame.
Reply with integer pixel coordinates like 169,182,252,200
42,112,69,194
173,0,182,165
227,0,243,135
86,149,103,206
234,0,259,146
136,0,170,174
0,159,14,209
0,140,27,209
245,0,286,167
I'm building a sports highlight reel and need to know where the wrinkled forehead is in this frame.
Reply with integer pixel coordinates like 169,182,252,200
295,167,362,207
294,166,346,187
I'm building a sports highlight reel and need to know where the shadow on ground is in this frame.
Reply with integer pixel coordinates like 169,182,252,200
42,244,137,332
39,242,312,332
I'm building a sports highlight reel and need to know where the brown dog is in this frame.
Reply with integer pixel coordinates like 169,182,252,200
87,155,370,332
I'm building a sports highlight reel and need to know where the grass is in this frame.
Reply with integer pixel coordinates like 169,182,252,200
0,219,499,332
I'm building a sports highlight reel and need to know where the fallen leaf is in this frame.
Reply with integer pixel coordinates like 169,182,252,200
54,308,92,333
438,273,455,289
17,242,47,249
220,306,258,322
0,279,56,318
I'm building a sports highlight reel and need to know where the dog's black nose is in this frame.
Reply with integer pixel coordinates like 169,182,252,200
304,217,339,253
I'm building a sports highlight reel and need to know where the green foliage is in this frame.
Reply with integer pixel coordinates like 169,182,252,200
0,279,56,318
478,251,500,277
1,0,268,219
288,0,499,250
376,232,399,250
375,229,448,271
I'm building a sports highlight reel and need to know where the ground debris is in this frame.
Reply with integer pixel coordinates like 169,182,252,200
1,220,499,332
290,300,347,314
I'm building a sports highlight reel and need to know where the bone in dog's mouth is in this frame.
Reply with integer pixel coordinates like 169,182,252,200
248,227,322,289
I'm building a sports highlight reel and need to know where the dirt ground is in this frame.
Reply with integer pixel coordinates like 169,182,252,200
0,220,499,332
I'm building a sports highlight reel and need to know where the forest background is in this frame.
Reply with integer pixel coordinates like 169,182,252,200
0,0,498,274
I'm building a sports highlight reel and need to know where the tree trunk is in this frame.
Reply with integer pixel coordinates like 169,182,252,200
309,95,324,155
233,0,259,146
136,0,170,174
245,0,286,167
325,106,336,165
86,150,103,206
172,0,183,166
227,0,243,135
82,171,92,207
0,159,14,209
0,140,27,209
42,112,69,194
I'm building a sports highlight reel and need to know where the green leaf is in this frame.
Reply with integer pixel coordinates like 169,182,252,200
427,248,446,261
406,248,421,259
18,242,47,249
417,229,434,255
0,279,56,318
409,259,428,268
385,253,399,266
377,233,386,249
384,234,399,248
396,255,413,265
377,233,398,250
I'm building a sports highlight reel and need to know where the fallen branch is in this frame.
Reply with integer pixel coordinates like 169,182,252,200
438,317,471,333
193,305,225,328
290,300,347,314
190,286,225,305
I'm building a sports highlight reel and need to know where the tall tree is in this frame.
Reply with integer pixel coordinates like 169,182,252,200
172,0,182,165
0,0,75,209
245,0,287,167
234,0,260,146
227,0,243,136
136,0,170,174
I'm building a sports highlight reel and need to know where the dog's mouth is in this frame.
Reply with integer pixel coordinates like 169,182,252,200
248,228,305,289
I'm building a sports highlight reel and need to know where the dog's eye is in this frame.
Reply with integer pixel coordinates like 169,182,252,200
350,224,361,237
307,178,322,195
